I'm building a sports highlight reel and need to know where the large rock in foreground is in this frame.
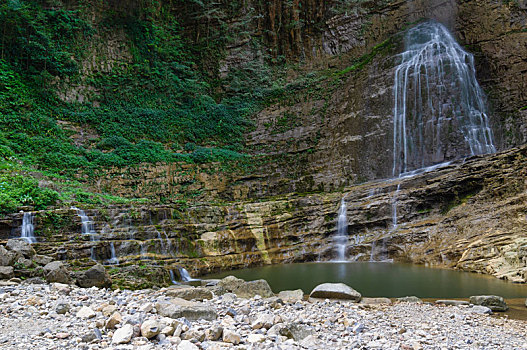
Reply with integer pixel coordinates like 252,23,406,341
469,295,508,312
309,283,361,301
43,261,71,284
76,264,112,288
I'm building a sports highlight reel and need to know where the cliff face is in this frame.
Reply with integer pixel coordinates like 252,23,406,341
2,0,526,286
3,145,527,286
69,0,526,201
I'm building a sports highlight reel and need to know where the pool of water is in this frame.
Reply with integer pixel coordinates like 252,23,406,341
204,262,527,298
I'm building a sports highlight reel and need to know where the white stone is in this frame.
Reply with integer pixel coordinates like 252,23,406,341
112,324,134,344
222,329,241,344
247,333,266,343
76,306,96,319
177,339,199,350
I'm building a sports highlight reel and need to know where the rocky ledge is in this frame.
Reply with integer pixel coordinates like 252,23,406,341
1,277,526,350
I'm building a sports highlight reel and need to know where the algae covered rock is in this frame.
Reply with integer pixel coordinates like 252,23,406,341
309,283,361,301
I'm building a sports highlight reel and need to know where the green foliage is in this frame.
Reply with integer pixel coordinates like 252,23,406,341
0,161,60,213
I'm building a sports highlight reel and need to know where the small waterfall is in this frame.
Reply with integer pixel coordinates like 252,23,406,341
107,242,119,265
169,270,178,284
73,207,98,261
20,212,36,243
332,198,349,262
393,20,496,177
179,267,198,282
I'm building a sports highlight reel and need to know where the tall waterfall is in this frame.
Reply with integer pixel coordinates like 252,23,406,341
393,21,496,177
21,212,36,243
333,198,349,261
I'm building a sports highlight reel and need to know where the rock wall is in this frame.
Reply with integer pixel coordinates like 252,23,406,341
3,145,527,286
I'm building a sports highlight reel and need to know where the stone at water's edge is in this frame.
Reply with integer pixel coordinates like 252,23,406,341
217,276,274,298
435,300,470,306
397,296,423,304
76,264,112,288
360,297,392,305
309,283,361,301
469,295,508,312
278,289,304,303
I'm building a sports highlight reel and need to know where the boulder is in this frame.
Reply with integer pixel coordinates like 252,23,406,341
165,287,213,301
278,289,304,303
6,239,35,258
76,264,112,288
156,303,217,321
205,326,223,341
32,255,54,266
309,283,361,301
217,276,245,292
233,279,274,298
469,295,508,312
112,324,134,344
0,246,17,266
43,261,71,284
0,266,14,280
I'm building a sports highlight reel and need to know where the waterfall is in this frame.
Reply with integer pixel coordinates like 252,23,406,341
169,270,178,284
72,207,99,262
179,267,198,282
388,21,497,237
20,212,36,243
393,20,496,177
332,198,349,262
107,242,119,265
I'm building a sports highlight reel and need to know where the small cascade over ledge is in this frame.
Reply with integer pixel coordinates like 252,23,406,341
21,212,36,244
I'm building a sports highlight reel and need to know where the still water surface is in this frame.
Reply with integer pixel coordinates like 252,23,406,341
205,262,527,298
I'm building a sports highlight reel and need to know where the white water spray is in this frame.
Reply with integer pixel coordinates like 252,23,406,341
393,21,495,177
21,212,36,243
333,198,349,261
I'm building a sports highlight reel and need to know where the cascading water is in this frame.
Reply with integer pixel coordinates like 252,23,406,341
332,198,349,262
392,20,496,177
73,207,99,262
107,242,119,265
179,267,198,282
21,212,36,243
388,20,497,239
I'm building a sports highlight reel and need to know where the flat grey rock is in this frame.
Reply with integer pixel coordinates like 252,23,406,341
309,283,361,301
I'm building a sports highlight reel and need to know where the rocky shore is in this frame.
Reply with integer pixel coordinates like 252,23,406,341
1,276,526,350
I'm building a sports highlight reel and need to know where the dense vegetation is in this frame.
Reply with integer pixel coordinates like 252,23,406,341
0,0,278,212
